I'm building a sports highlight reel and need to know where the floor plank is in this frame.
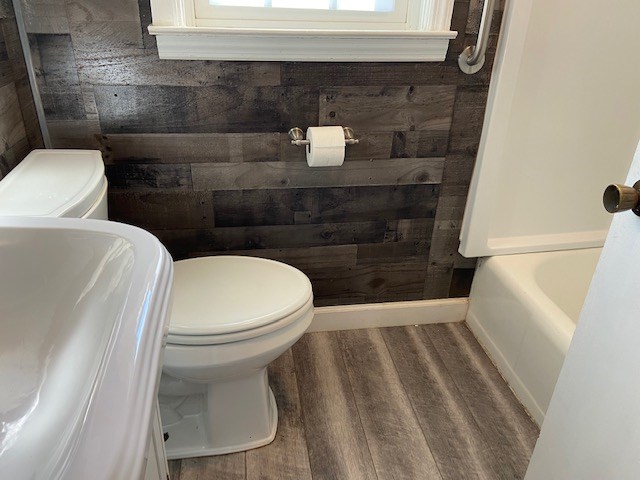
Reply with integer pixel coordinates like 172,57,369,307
164,324,538,480
424,323,539,479
292,332,378,480
246,350,312,480
179,453,245,480
338,328,443,480
381,326,500,480
168,460,181,480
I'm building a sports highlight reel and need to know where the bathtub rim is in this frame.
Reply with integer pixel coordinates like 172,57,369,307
466,247,601,425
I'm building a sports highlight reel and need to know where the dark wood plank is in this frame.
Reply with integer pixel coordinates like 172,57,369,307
246,350,312,480
179,454,245,480
191,158,444,191
282,57,494,88
191,244,358,272
424,323,539,479
106,163,192,190
391,130,449,158
428,221,462,267
3,20,27,81
356,240,430,265
0,82,26,149
100,133,280,164
359,234,430,261
30,34,87,123
94,85,319,134
0,136,29,179
0,30,13,88
47,119,102,149
108,191,214,230
357,218,434,265
66,0,144,23
338,328,442,479
69,20,143,51
433,195,467,226
429,194,477,269
22,0,70,34
32,34,80,90
382,326,501,480
292,332,377,480
305,262,429,304
14,78,43,149
384,217,435,243
441,154,475,196
211,185,439,227
423,264,454,300
319,86,456,132
40,90,85,120
0,0,13,19
447,86,489,155
153,221,387,259
76,50,281,87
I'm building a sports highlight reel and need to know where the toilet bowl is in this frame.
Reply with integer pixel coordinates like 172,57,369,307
158,255,314,459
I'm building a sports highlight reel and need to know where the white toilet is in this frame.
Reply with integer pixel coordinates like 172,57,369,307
159,256,314,459
0,148,315,460
0,149,108,219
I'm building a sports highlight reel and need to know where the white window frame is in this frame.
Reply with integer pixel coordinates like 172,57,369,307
148,0,457,62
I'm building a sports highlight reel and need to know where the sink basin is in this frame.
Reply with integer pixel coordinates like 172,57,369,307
0,217,173,479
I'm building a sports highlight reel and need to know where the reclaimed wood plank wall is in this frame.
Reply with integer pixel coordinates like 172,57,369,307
0,0,42,179
22,0,502,306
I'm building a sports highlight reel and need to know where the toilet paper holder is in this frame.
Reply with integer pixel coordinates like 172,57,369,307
288,126,359,147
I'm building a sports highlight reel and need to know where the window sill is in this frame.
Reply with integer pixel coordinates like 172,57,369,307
148,26,457,62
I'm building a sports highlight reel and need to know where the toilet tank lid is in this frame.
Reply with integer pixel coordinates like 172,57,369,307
170,256,314,336
0,149,105,218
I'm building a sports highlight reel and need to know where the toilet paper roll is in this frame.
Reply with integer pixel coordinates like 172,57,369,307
306,126,345,167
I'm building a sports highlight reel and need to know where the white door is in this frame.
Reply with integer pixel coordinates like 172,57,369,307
525,140,640,478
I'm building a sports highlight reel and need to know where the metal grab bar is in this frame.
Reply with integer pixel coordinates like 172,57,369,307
458,0,496,74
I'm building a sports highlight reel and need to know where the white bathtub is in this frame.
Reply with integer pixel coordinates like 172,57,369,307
466,247,601,425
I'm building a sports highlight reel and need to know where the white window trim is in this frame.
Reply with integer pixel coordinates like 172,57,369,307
148,0,457,62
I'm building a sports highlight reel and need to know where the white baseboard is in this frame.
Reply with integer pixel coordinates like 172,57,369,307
309,298,469,333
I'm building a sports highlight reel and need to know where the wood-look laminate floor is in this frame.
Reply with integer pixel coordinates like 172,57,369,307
168,323,539,480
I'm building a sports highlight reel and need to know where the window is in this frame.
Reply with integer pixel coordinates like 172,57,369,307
148,0,456,61
197,0,405,30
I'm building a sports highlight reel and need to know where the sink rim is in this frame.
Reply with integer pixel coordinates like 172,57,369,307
0,216,173,480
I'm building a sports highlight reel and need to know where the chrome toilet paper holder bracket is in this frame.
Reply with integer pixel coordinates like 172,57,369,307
288,126,359,147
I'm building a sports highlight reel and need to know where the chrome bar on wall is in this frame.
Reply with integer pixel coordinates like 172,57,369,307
458,0,496,74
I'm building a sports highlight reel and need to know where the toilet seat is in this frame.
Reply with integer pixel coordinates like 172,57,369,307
167,256,314,345
167,296,314,345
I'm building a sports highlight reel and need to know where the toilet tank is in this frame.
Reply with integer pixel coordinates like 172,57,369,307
0,149,108,220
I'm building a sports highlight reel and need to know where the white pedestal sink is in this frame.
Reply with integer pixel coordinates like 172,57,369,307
0,217,174,480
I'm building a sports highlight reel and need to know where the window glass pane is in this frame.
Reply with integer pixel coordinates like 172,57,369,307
272,0,331,9
209,0,395,12
209,0,265,6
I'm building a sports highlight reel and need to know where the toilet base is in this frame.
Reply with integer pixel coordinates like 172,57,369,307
160,370,278,459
